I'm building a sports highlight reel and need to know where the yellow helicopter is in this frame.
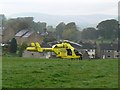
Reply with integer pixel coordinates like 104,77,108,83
26,40,82,59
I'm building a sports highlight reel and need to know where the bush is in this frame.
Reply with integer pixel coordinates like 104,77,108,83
10,38,17,53
18,42,28,57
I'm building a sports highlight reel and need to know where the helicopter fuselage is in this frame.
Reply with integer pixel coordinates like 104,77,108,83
26,42,82,59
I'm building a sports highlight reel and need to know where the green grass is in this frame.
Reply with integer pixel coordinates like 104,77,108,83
2,57,118,88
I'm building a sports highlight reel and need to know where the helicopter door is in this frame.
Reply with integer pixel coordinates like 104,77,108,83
66,49,72,56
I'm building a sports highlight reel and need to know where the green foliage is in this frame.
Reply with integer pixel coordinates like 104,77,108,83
18,42,28,57
56,22,65,39
2,53,18,57
5,17,47,34
62,22,79,41
5,17,34,33
96,19,118,39
44,31,57,43
32,22,46,33
10,38,17,53
20,42,28,51
4,17,118,42
2,57,118,88
81,27,98,40
47,25,55,32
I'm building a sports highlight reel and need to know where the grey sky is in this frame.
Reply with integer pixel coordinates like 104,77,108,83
0,0,119,16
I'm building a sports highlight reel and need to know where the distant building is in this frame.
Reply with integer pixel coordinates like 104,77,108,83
99,43,120,59
15,29,29,45
81,51,89,59
15,29,43,45
80,42,96,59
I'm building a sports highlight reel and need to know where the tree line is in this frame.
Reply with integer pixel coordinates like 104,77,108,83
3,16,118,43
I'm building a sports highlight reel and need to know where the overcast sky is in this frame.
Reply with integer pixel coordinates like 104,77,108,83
0,0,119,16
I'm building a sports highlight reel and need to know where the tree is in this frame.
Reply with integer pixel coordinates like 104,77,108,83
18,42,28,57
56,22,65,40
43,31,56,43
0,14,6,30
5,17,34,34
47,25,55,32
62,22,79,41
81,27,98,40
10,38,17,53
96,19,118,39
32,22,47,33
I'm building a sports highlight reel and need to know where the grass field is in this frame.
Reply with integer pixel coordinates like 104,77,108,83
2,57,118,88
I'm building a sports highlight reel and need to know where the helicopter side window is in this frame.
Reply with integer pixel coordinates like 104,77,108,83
66,49,72,56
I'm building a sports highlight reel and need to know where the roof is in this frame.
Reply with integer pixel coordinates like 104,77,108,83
70,43,82,49
80,43,96,49
15,30,29,37
22,31,34,37
63,40,82,49
48,40,82,49
99,43,118,50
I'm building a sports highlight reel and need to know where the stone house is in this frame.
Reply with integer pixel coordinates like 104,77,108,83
80,43,96,59
99,43,120,59
15,29,43,45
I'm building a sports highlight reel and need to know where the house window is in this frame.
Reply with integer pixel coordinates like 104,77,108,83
87,49,90,52
117,50,119,52
107,50,111,52
91,49,94,52
107,56,110,58
115,50,119,52
116,55,119,57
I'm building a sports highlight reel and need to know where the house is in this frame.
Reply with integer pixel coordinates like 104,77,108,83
80,42,97,59
99,43,120,59
15,29,29,44
82,51,89,59
15,29,43,45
